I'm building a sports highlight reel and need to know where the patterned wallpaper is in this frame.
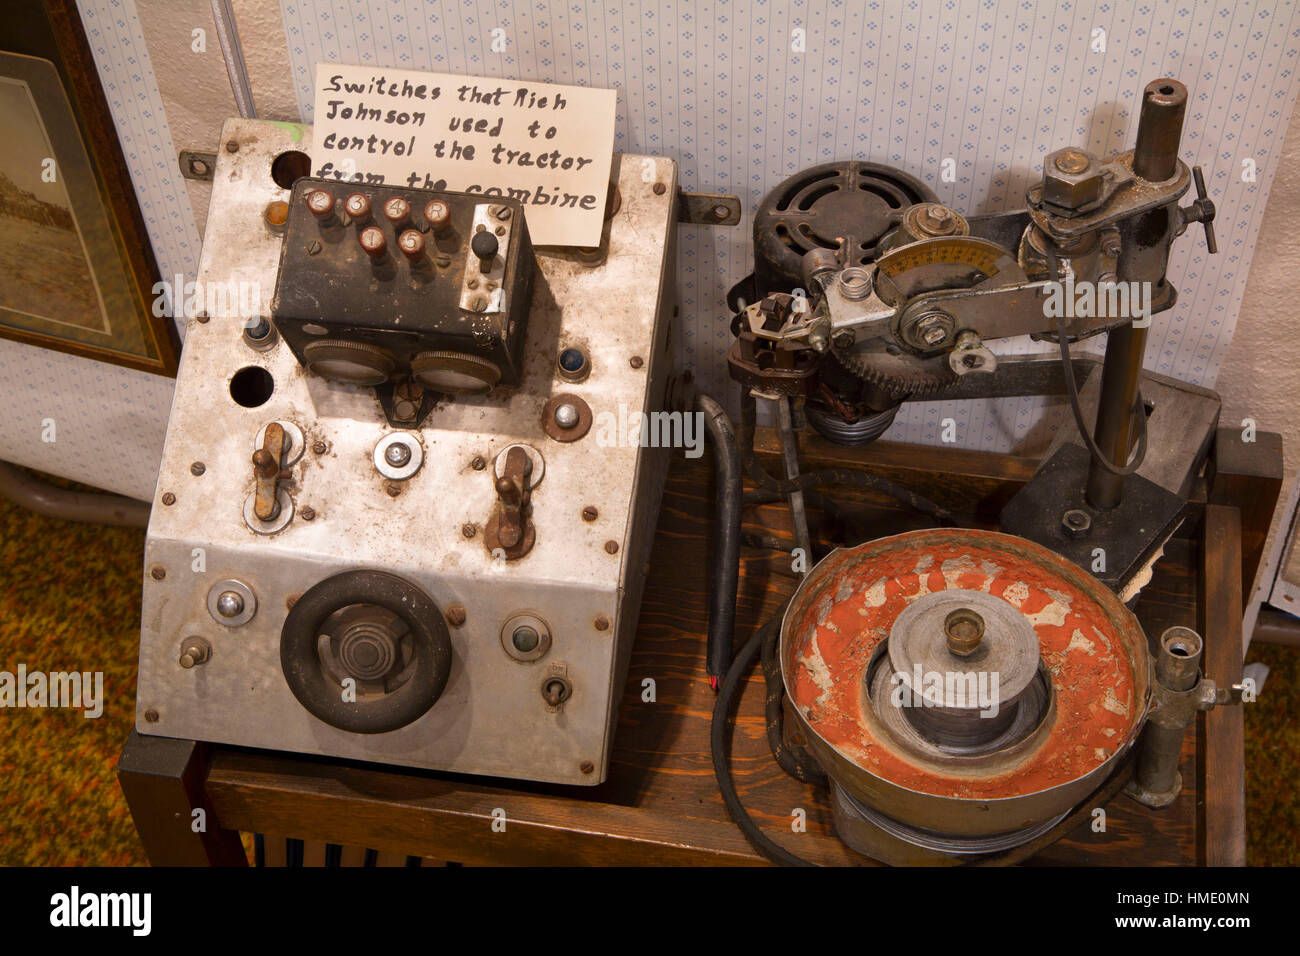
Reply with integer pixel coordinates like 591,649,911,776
2,0,1298,498
278,0,1300,448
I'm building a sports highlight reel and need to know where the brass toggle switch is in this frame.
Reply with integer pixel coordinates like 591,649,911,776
252,422,287,521
483,445,535,559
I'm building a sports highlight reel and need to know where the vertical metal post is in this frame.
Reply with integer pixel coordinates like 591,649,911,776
1085,79,1187,509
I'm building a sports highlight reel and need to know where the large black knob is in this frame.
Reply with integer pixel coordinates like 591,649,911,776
471,229,499,273
280,570,452,734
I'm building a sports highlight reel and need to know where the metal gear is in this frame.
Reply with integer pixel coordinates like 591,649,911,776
832,339,956,399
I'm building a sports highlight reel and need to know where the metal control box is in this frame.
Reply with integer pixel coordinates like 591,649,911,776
272,180,535,393
135,118,677,785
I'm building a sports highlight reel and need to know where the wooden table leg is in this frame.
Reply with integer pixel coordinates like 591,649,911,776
1198,504,1246,866
117,731,248,866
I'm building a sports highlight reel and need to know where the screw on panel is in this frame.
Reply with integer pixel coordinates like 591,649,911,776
580,761,595,775
462,523,477,539
604,540,619,554
594,616,610,631
312,440,328,455
161,492,176,506
144,708,160,722
300,507,316,521
652,182,666,195
582,506,598,521
629,355,644,369
471,456,486,471
150,566,166,581
225,140,239,153
446,605,467,627
190,462,206,476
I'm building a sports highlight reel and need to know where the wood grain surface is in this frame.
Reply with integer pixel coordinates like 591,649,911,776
197,441,1218,866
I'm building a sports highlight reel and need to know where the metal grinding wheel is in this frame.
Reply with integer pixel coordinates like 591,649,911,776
780,528,1151,863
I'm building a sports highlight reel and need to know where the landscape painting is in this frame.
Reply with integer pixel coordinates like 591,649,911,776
0,73,108,336
0,10,175,375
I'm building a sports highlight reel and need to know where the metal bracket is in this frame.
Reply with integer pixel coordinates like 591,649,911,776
677,190,742,226
179,150,218,182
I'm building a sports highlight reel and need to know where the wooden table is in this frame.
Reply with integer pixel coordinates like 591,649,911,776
117,427,1280,866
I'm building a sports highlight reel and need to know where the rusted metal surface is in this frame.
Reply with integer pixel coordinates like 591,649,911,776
483,445,536,560
252,422,285,520
781,528,1150,836
676,190,742,226
179,149,217,182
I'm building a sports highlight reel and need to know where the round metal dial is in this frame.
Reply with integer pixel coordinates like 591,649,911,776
411,350,502,394
302,340,396,386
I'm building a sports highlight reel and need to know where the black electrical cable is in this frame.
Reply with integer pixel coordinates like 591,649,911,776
710,606,819,866
1046,249,1148,477
1055,309,1149,477
697,392,742,685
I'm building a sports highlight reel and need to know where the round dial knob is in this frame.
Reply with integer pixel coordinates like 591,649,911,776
281,570,452,734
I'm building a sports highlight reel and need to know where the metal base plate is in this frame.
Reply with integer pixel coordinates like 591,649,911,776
1000,443,1187,592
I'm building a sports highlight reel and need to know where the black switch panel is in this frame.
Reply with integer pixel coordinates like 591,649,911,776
270,177,535,395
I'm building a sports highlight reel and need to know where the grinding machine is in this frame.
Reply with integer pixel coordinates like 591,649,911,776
706,78,1249,865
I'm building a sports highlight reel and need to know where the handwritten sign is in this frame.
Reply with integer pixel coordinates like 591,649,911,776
310,64,616,247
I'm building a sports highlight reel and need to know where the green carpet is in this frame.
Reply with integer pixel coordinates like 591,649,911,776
0,474,1295,865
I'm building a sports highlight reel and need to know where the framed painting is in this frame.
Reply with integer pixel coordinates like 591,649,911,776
0,0,178,376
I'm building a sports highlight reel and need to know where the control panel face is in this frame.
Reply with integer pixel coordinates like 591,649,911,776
272,179,535,397
135,120,678,786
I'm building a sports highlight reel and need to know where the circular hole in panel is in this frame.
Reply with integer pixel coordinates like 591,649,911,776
229,366,275,407
271,151,312,189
